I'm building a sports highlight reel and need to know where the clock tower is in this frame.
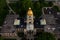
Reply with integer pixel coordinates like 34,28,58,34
26,8,34,31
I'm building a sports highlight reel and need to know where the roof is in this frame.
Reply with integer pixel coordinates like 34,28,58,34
14,19,20,25
40,19,46,25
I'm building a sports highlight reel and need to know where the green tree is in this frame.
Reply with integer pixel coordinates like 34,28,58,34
0,0,8,26
37,32,56,40
19,0,33,17
20,0,32,10
17,32,24,37
9,0,33,17
39,0,45,3
0,36,3,40
52,6,60,12
33,1,42,18
48,2,53,7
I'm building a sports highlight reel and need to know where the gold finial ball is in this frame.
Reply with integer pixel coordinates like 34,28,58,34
27,7,33,16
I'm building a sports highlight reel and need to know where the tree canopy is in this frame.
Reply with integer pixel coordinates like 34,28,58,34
52,6,60,12
36,32,56,40
9,0,54,18
0,0,8,26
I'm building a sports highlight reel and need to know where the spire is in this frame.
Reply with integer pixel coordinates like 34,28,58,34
27,7,33,16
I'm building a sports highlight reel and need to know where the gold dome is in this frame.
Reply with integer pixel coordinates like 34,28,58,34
27,8,33,16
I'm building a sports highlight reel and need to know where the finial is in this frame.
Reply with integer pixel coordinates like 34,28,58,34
29,7,31,10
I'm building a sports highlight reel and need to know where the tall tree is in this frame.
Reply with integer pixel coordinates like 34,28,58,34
33,1,42,18
0,0,8,26
37,32,56,40
20,0,33,17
